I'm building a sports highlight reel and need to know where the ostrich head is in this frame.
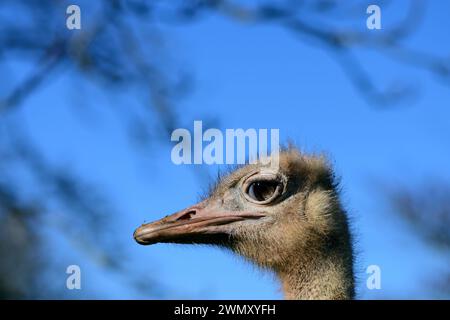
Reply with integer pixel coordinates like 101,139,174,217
134,148,355,299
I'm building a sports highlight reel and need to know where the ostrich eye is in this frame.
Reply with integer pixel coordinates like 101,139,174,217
246,180,281,203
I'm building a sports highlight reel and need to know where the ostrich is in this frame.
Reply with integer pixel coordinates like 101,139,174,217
134,148,355,299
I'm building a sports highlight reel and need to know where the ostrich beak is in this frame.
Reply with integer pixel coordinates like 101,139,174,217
133,201,265,245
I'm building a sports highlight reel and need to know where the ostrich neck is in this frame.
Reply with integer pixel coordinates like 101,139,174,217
277,243,355,300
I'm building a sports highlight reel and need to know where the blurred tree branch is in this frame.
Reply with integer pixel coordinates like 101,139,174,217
0,0,184,298
163,0,450,105
388,181,450,298
1,0,449,113
391,183,450,251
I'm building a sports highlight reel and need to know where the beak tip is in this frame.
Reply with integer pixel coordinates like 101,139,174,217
133,226,150,245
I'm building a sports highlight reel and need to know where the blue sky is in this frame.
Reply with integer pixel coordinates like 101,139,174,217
6,1,450,299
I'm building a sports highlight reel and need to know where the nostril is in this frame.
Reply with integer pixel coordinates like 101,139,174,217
177,210,196,221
